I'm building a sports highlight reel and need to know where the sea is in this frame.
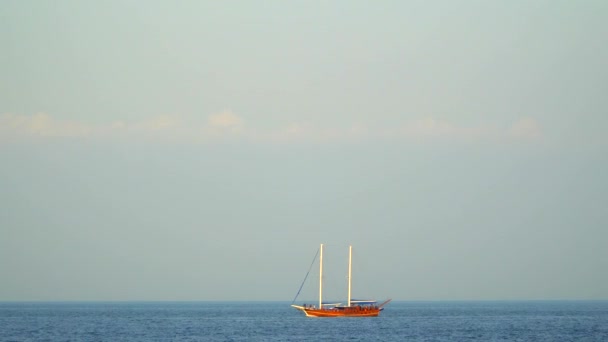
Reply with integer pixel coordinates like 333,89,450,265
1,301,607,341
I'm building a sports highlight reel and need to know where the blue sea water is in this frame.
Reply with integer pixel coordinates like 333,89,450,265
1,301,607,341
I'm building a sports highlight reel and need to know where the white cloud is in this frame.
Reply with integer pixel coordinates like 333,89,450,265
133,115,181,132
0,113,92,138
508,117,542,140
266,123,314,142
197,111,246,141
1,112,543,144
262,122,372,143
207,110,243,128
0,113,186,141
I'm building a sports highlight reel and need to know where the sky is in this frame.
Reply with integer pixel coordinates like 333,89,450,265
1,1,607,301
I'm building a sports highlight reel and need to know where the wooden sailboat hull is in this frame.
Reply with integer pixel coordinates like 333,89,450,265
292,305,381,317
303,309,380,317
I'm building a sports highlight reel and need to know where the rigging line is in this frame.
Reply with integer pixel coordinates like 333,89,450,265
291,247,320,305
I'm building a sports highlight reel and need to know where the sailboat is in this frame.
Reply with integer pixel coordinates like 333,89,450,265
291,244,391,317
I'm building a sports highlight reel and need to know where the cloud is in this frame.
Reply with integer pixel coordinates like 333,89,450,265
133,115,181,132
207,110,243,128
261,122,371,143
266,123,314,142
0,113,92,138
381,117,501,142
197,110,247,141
1,112,543,145
508,117,542,140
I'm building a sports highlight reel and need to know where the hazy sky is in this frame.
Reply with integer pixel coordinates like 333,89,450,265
1,1,607,301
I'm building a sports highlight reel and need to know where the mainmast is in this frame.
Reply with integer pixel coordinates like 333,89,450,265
319,243,323,309
347,245,352,307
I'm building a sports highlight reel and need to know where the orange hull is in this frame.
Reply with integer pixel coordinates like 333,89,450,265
297,307,381,317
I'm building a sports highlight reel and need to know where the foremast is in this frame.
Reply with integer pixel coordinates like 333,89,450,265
319,243,323,309
347,245,352,307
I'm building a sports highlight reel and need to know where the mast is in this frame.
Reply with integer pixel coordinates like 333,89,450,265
319,243,323,309
347,245,352,307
